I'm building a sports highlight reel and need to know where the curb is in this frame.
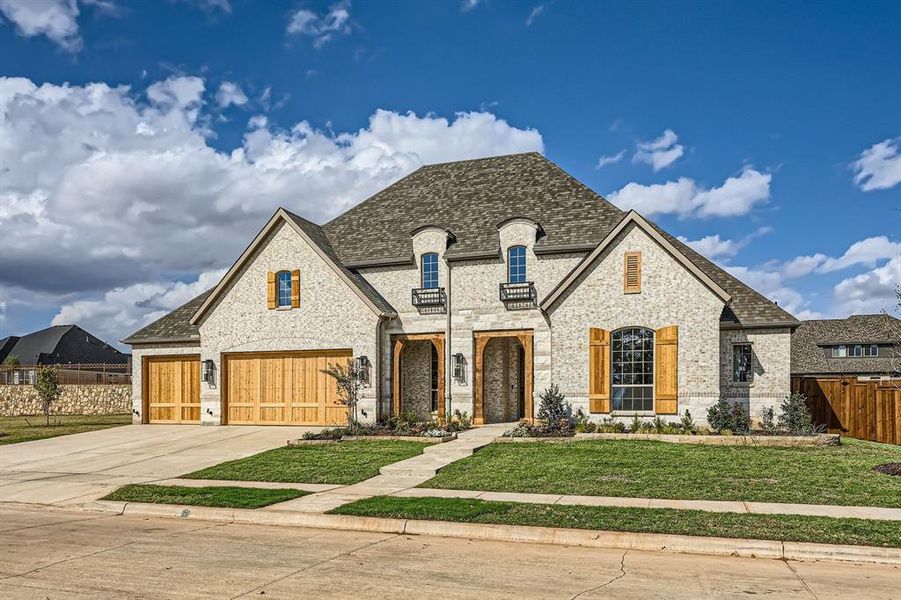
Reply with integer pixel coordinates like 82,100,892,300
76,500,901,566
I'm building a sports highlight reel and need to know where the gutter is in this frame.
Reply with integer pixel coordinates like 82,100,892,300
719,321,800,331
121,336,201,346
532,243,597,256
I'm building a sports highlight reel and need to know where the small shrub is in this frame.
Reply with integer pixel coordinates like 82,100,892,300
679,410,696,434
573,408,591,432
536,384,571,427
651,416,667,434
778,393,822,436
449,410,472,431
706,398,733,434
628,416,643,433
730,403,751,435
597,417,625,433
760,406,779,435
638,421,655,434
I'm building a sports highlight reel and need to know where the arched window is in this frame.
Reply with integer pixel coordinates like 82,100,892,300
611,327,654,412
276,270,292,307
421,253,439,288
507,246,526,283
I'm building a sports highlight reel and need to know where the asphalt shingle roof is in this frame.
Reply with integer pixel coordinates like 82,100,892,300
791,314,901,375
126,152,799,344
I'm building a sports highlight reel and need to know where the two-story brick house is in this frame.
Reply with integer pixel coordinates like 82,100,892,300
124,153,797,426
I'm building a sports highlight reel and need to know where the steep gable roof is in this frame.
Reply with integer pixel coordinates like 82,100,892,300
1,325,127,364
122,290,210,345
188,208,395,326
792,314,901,375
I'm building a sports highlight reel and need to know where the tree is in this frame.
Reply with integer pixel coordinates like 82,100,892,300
321,359,364,430
2,355,19,366
35,366,62,426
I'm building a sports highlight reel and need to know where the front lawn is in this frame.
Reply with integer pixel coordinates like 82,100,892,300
0,414,131,445
103,484,308,509
332,496,901,548
184,440,429,485
422,438,901,507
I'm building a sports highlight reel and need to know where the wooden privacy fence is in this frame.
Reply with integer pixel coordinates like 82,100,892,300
792,376,901,445
0,363,131,386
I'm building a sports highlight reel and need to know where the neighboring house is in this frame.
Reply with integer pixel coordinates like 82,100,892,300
124,152,798,426
0,325,129,366
791,314,901,379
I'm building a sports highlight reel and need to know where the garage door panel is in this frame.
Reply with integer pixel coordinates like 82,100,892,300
224,350,350,426
145,356,201,424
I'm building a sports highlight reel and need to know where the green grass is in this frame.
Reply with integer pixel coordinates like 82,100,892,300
422,438,901,507
103,484,308,509
183,440,429,485
0,414,131,445
332,495,901,548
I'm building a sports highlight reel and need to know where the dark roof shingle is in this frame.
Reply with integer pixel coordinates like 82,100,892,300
123,291,210,344
791,314,901,375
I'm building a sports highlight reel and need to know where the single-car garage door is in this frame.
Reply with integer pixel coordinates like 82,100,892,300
222,350,351,425
143,355,201,424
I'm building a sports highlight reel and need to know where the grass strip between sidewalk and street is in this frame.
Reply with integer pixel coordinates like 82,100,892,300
331,495,901,548
0,414,131,445
422,438,901,507
183,440,430,485
103,484,309,509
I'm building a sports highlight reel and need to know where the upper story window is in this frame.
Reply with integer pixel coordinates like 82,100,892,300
421,253,439,289
850,344,863,357
507,246,527,283
832,345,847,358
732,344,753,383
276,271,292,307
867,344,879,357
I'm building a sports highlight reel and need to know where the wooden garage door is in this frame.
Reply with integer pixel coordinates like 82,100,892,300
144,356,201,424
223,350,351,425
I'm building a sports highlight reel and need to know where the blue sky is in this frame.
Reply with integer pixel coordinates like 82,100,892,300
0,0,899,348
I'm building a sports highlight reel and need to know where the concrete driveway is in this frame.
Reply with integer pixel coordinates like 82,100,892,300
0,424,313,506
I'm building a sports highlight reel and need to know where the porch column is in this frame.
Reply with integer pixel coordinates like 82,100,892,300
432,336,446,421
517,332,534,421
391,338,405,417
473,335,490,425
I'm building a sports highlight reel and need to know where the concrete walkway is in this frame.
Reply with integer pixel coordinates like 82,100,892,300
258,423,510,513
393,487,901,521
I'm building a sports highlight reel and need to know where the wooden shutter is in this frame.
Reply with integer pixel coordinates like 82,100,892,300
266,271,277,309
588,328,610,413
624,252,641,293
655,325,678,414
291,269,300,308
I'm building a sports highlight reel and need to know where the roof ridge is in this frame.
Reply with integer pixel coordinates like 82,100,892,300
415,151,543,169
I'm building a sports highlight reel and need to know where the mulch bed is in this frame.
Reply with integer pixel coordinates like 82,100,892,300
874,463,901,476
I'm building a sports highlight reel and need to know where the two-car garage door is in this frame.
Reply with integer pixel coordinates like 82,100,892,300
222,350,351,426
144,350,350,426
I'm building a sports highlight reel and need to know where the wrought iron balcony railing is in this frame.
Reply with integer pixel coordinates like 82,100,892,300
412,287,447,307
499,281,536,304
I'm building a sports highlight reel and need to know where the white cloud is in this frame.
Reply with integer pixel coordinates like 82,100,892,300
526,4,545,26
52,269,227,347
595,149,625,169
777,236,901,278
678,226,772,260
851,137,901,192
725,265,815,318
0,0,82,52
633,129,684,171
215,81,248,109
608,167,771,218
0,75,543,342
461,0,481,12
287,0,351,48
833,256,901,315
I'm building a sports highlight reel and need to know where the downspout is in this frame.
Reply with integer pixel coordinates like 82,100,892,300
446,258,452,420
376,315,386,421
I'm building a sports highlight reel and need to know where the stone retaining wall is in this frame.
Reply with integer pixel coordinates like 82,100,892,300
0,384,132,416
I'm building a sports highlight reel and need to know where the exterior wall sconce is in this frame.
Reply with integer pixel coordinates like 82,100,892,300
201,359,216,384
354,355,371,385
453,353,466,383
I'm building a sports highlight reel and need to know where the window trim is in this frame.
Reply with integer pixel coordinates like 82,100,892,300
421,253,439,289
732,343,753,384
276,270,292,308
507,245,527,284
867,344,879,357
610,326,655,413
832,345,848,358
